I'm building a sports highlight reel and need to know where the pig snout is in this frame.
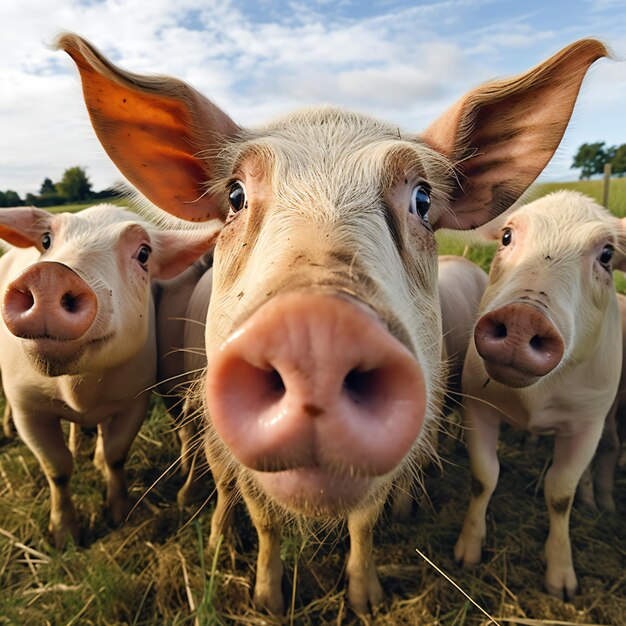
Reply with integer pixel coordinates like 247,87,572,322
474,302,564,388
2,262,98,341
205,292,426,503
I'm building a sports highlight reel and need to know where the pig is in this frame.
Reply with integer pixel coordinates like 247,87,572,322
153,253,213,506
455,191,626,600
578,292,626,512
439,255,489,403
392,255,489,519
57,33,607,612
0,204,217,546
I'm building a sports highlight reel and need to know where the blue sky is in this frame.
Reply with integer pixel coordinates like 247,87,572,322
1,0,625,197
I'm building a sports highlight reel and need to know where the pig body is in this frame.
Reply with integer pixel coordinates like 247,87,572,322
58,33,607,612
456,191,624,599
153,254,213,505
439,255,489,401
0,205,216,545
578,293,626,512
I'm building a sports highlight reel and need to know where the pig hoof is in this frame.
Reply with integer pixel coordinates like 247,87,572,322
347,572,384,614
596,494,616,513
453,538,482,568
544,570,578,601
49,520,80,549
253,583,284,615
108,497,132,526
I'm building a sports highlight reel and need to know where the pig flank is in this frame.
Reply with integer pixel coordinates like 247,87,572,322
57,33,608,613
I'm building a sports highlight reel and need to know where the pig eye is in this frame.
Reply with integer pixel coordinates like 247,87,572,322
42,233,52,250
598,244,614,268
228,181,247,213
501,229,513,246
136,244,151,269
409,184,431,221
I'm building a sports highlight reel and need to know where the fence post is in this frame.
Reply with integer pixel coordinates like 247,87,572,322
603,162,612,209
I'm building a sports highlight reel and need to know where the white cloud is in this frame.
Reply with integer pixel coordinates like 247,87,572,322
0,0,624,195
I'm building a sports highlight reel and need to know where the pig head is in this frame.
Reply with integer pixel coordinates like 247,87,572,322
57,34,607,612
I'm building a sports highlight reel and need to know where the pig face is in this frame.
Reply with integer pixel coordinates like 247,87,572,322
475,191,626,388
57,34,607,514
0,205,218,377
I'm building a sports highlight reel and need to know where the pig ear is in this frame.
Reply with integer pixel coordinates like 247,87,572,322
55,33,239,223
422,39,608,230
151,229,220,280
0,207,52,248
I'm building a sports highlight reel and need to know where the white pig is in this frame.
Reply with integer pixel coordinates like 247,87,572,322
58,34,606,612
0,205,216,546
455,191,625,600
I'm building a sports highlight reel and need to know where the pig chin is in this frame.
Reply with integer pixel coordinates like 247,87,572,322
483,361,542,389
254,467,371,515
24,339,87,376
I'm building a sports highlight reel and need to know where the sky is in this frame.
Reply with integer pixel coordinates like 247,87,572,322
1,0,625,198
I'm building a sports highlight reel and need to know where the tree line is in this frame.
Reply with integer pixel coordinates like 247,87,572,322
572,142,626,179
0,166,116,208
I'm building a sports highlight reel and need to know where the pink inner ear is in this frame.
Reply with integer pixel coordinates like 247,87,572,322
59,34,239,223
423,39,608,231
0,207,52,248
152,229,220,280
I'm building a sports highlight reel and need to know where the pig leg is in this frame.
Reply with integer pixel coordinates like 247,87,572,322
14,412,79,546
2,400,13,439
176,416,203,507
97,400,148,525
346,502,384,612
205,442,237,550
241,485,284,615
593,405,621,512
454,403,500,567
544,423,604,600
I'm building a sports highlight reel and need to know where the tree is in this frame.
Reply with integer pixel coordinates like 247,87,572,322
571,142,610,179
0,190,23,207
56,166,93,202
612,143,626,177
39,177,56,195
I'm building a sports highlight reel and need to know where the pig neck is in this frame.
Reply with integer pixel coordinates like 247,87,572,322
468,297,621,437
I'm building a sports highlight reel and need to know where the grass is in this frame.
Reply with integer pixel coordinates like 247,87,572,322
1,396,624,625
529,177,626,217
42,198,129,214
0,181,624,624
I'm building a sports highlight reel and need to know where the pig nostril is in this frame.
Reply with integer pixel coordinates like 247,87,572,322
530,335,543,351
12,289,35,312
269,368,285,394
494,323,507,338
343,368,376,404
60,292,78,313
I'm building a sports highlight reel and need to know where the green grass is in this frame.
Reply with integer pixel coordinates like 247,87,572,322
529,177,626,217
1,397,624,624
42,198,130,214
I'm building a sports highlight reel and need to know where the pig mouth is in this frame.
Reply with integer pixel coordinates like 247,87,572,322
253,466,371,514
21,332,114,377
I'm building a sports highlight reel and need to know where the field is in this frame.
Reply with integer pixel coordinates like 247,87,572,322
0,181,625,625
